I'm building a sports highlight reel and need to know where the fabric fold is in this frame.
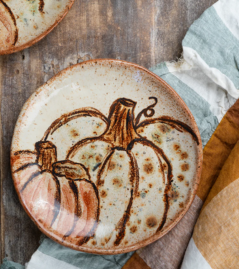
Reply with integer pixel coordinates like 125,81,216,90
182,99,239,268
197,99,239,202
183,3,239,99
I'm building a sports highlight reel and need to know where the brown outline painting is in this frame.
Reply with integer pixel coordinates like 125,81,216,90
0,0,47,51
11,97,199,249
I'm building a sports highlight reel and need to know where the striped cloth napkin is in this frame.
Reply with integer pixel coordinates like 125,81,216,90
1,0,239,268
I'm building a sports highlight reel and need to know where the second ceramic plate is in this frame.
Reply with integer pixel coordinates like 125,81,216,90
11,59,202,254
0,0,74,54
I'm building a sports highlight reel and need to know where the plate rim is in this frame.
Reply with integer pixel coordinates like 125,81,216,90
11,58,203,254
0,0,75,55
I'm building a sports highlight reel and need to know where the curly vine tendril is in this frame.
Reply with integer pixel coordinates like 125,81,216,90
135,97,158,126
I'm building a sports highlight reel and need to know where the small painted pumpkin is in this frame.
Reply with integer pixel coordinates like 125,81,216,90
12,142,99,245
51,160,99,245
12,141,60,230
0,1,17,51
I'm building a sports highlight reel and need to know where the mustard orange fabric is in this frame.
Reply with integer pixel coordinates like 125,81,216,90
191,100,239,268
197,99,239,201
122,253,151,269
193,178,239,268
202,140,239,209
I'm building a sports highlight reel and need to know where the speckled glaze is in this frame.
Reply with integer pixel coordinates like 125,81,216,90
0,0,74,55
11,59,202,254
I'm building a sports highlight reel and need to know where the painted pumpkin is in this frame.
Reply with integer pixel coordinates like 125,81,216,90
0,0,17,51
42,107,108,160
66,98,171,247
41,97,198,248
51,160,99,245
12,141,60,230
31,94,199,248
12,141,99,245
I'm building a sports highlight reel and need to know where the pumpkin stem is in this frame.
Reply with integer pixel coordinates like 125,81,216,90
102,98,139,149
35,141,57,171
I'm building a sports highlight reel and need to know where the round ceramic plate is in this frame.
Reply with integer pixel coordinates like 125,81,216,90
0,0,74,55
11,59,202,254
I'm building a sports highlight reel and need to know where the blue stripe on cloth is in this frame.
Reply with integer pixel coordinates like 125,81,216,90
151,62,219,146
183,6,239,89
37,238,134,269
0,259,24,269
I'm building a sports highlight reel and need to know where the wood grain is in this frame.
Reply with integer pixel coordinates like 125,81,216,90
0,0,217,265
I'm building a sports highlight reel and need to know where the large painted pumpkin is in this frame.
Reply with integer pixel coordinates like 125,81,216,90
41,96,198,248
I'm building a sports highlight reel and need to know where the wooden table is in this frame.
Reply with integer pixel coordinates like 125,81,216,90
0,0,217,265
